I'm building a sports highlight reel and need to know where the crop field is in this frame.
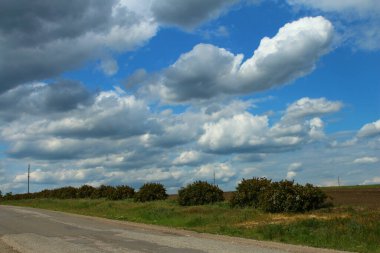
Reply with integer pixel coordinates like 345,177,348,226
322,185,380,208
2,185,380,253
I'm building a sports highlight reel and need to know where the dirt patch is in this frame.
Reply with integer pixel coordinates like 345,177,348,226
0,238,20,253
237,213,351,228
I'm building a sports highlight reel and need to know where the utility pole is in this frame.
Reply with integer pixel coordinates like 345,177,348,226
28,164,30,194
213,170,216,186
338,176,340,187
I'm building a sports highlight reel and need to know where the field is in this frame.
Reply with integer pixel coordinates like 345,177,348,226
2,185,380,253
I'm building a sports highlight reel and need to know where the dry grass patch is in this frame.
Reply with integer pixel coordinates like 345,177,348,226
237,212,351,228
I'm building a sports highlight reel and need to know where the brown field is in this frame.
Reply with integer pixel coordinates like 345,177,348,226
322,186,380,208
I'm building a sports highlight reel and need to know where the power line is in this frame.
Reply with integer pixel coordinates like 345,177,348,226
28,164,30,194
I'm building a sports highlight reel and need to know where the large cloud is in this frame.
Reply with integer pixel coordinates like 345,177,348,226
198,97,341,153
0,81,93,122
357,119,380,138
154,16,334,102
0,0,157,93
287,0,380,50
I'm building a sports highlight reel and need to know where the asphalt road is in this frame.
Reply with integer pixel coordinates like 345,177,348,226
0,205,350,253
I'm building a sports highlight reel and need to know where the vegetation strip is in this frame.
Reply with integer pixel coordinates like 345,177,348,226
1,182,379,253
2,198,380,253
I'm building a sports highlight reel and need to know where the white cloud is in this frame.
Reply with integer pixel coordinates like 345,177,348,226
288,162,303,171
195,163,236,183
358,119,380,138
287,0,380,50
286,171,297,180
155,16,334,102
99,58,119,76
173,151,203,166
282,97,343,122
353,157,379,164
199,113,269,153
362,177,380,185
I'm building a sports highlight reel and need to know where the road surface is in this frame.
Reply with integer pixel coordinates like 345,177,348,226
0,205,349,253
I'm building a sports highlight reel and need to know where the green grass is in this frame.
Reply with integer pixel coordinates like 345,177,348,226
2,199,380,253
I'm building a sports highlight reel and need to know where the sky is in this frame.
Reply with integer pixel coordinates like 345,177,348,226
0,0,379,194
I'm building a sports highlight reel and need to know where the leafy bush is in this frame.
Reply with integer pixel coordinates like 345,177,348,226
134,183,168,202
178,181,224,206
108,185,135,200
258,180,327,213
90,185,115,199
230,178,327,213
230,177,272,208
77,185,96,198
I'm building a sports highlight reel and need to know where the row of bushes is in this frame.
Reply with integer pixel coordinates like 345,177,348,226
1,178,328,213
0,183,165,202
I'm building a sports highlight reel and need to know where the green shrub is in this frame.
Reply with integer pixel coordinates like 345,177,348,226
134,183,168,202
230,178,328,213
230,177,272,208
55,186,78,199
91,185,115,199
258,180,327,213
77,185,96,198
108,185,135,200
178,181,224,206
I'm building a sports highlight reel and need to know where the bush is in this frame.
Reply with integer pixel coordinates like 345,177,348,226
77,185,96,198
258,180,327,213
230,178,328,213
230,177,272,208
178,181,224,206
90,185,115,199
108,185,135,200
134,183,168,202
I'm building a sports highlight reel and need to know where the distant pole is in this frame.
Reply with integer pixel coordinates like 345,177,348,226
28,164,30,194
338,176,340,187
213,170,216,186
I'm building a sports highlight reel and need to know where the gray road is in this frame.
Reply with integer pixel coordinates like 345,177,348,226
0,205,350,253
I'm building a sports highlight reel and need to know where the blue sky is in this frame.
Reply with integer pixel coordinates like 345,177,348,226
0,0,379,194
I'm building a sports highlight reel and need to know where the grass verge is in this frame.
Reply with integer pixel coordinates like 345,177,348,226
2,199,380,253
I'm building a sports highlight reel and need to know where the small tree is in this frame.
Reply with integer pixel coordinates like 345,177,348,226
0,190,2,199
178,181,224,206
134,183,168,202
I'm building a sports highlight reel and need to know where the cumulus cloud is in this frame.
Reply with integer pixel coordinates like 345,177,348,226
0,81,93,122
195,163,236,183
199,97,341,153
173,151,204,166
198,112,306,153
287,0,380,50
282,97,343,122
353,157,379,164
154,16,334,102
0,0,157,93
151,0,238,29
286,162,303,180
357,119,380,138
